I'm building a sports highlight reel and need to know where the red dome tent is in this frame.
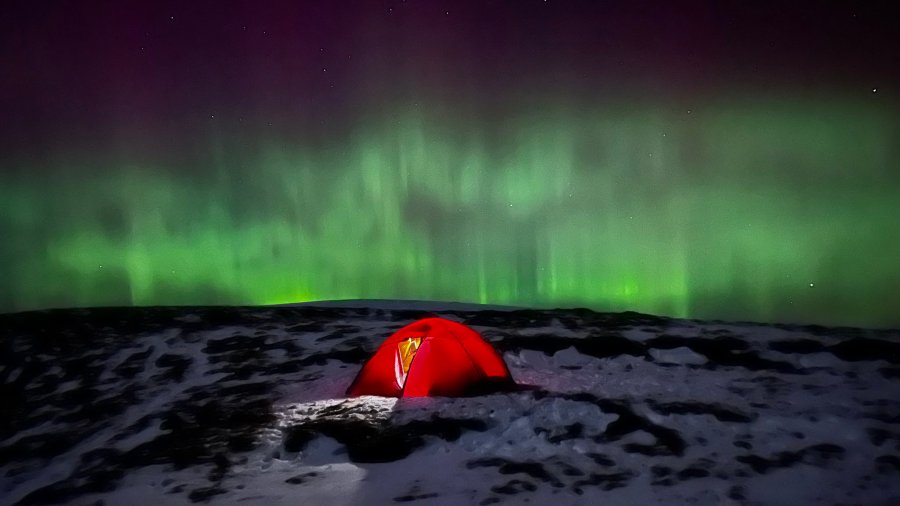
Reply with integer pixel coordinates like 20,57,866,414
347,317,515,397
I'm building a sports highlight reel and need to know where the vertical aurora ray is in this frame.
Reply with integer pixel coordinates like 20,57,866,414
2,93,898,327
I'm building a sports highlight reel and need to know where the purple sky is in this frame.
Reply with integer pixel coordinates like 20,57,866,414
2,0,898,161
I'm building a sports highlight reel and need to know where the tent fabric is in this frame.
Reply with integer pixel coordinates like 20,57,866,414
346,317,514,397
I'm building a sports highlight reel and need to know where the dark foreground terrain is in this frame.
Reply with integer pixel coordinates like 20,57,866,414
1,303,899,505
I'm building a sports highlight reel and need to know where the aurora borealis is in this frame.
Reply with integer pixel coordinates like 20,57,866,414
2,1,899,326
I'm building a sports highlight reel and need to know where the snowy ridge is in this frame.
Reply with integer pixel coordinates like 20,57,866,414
277,299,526,312
1,304,899,505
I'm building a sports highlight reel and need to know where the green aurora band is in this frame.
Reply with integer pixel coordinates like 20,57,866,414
2,94,899,327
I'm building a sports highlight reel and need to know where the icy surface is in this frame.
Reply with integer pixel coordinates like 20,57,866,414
1,304,899,505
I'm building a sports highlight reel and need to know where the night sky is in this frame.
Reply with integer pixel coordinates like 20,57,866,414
2,0,899,327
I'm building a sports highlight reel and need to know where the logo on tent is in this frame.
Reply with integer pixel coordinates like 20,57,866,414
394,337,422,388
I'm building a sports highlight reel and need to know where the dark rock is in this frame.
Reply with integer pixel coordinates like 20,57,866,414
646,400,756,423
875,455,900,473
467,458,563,488
285,472,319,484
491,479,537,494
829,338,900,364
188,486,226,503
284,416,488,463
393,492,439,502
572,471,634,492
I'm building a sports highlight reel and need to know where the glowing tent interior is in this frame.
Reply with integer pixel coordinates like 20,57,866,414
346,317,515,397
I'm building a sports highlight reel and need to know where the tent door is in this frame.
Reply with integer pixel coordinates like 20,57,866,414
394,337,422,388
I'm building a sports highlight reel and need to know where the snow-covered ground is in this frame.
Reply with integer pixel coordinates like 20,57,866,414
1,303,899,505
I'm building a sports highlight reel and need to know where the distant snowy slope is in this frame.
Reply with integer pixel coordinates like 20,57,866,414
277,298,525,312
1,304,899,505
